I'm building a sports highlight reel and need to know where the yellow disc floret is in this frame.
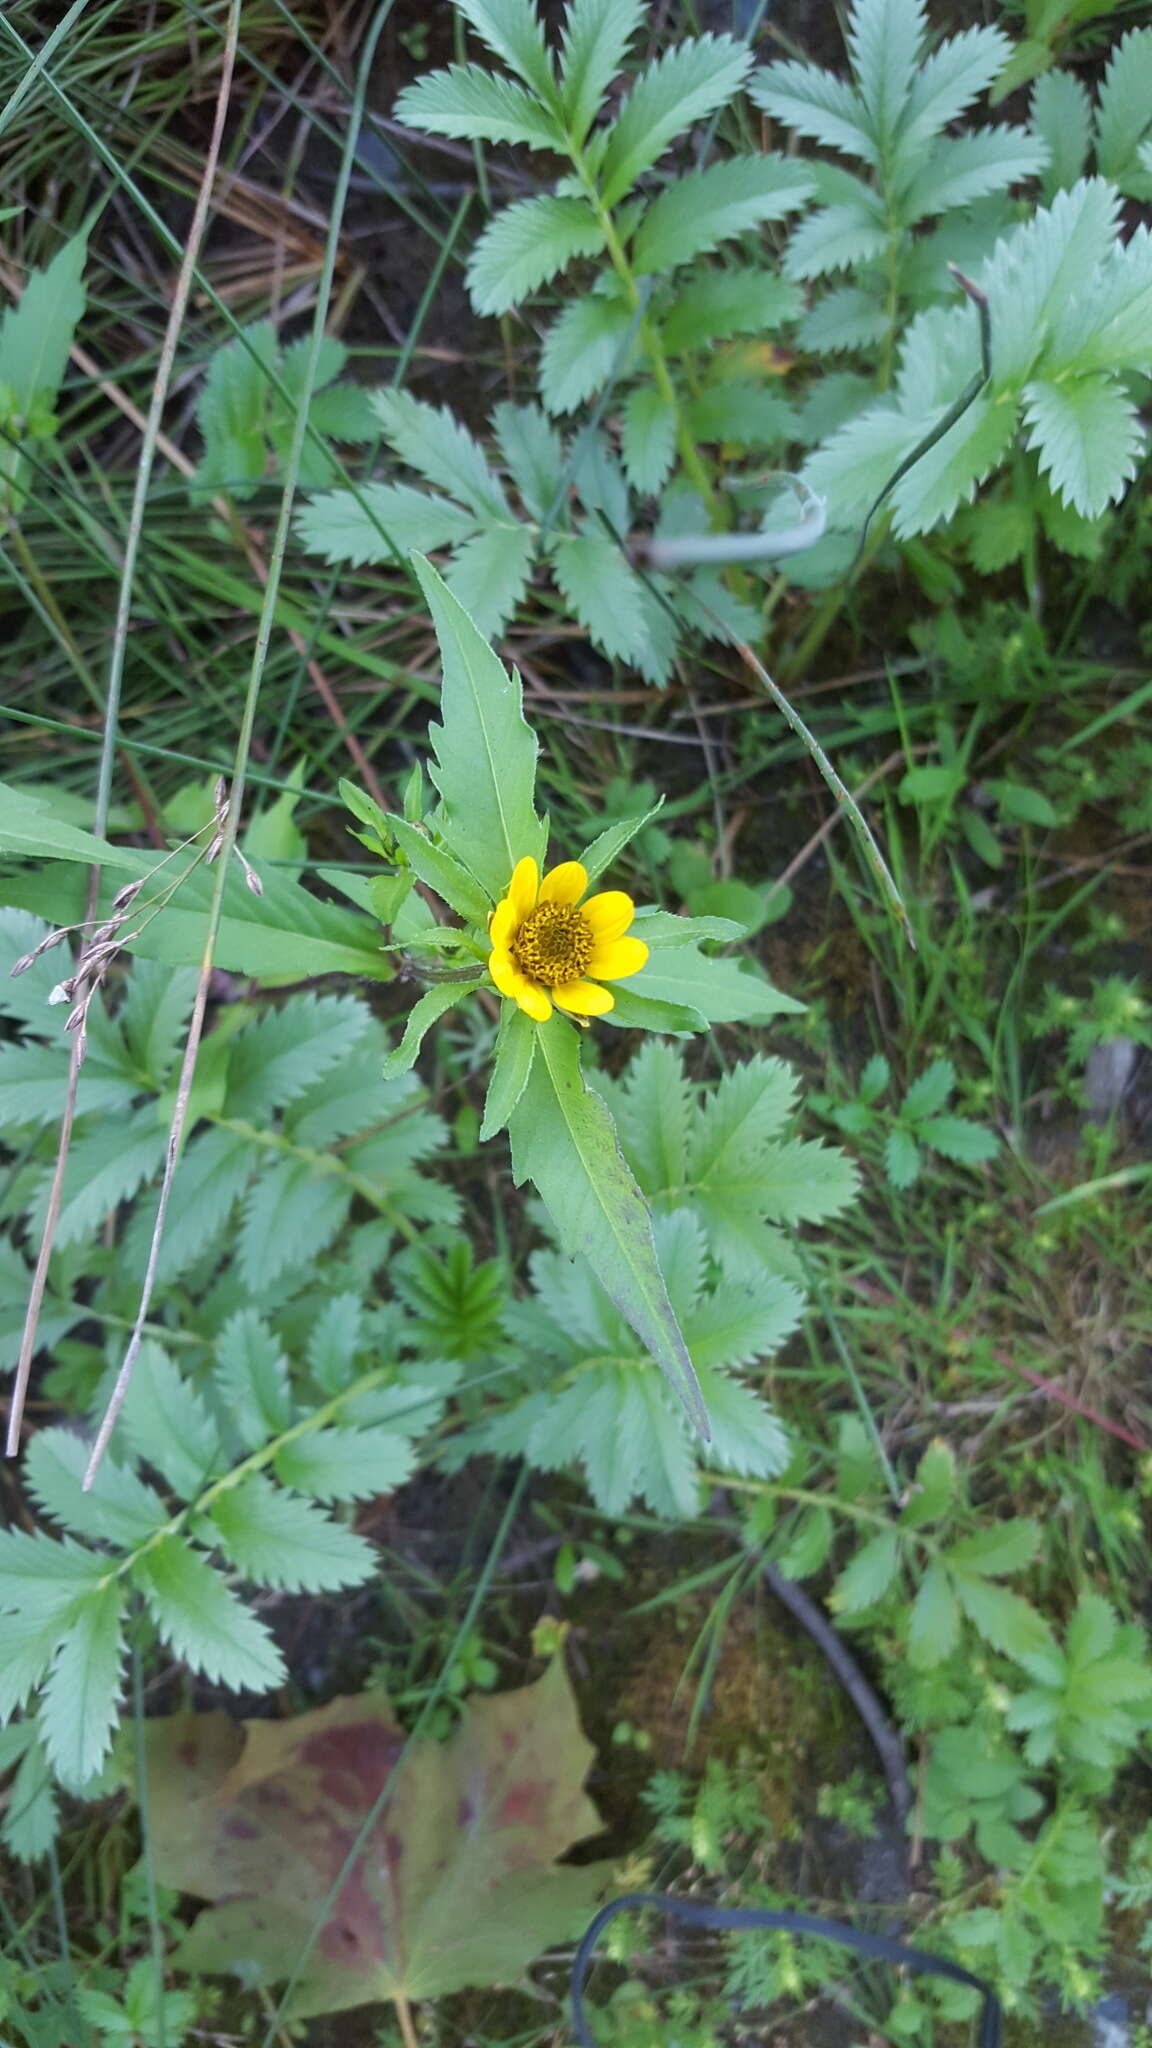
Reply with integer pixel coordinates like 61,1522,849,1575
487,856,649,1023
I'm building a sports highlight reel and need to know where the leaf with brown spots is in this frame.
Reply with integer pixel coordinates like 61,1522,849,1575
142,1660,610,2015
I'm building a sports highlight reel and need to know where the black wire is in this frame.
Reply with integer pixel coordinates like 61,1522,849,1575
570,1891,1003,2048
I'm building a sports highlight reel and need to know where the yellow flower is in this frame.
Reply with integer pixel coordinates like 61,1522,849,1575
487,856,649,1022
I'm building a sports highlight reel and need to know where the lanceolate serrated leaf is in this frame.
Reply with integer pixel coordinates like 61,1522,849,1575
120,1341,223,1499
297,483,480,565
1093,27,1152,192
0,1529,110,1619
135,1538,286,1691
224,994,372,1121
620,384,676,495
445,521,536,636
372,389,509,520
1022,374,1142,517
625,940,803,1025
395,64,567,150
847,0,925,153
577,804,662,884
213,1310,293,1450
539,291,637,414
900,127,1046,222
467,195,608,317
492,402,565,520
414,555,546,899
38,1583,124,1789
274,1424,417,1502
383,980,484,1081
830,1529,901,1614
0,1612,72,1722
24,1428,168,1548
907,1562,961,1668
3,1735,58,1862
206,1477,377,1592
599,35,754,208
945,1518,1040,1578
632,155,812,275
480,1004,536,1142
508,1017,707,1434
452,0,560,107
559,0,645,142
236,1154,351,1292
750,59,872,166
549,530,648,661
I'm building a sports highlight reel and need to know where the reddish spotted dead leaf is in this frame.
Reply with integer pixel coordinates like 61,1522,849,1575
142,1659,611,2015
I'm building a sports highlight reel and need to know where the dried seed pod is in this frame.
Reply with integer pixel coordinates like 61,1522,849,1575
111,879,144,911
206,831,225,863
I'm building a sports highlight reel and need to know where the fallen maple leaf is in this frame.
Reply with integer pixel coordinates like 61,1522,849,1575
142,1659,612,2017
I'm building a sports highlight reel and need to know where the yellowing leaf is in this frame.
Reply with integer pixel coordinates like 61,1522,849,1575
145,1660,610,2015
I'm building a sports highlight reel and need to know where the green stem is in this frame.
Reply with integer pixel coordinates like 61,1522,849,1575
570,155,719,517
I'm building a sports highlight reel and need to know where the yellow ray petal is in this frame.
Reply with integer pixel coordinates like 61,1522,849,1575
491,953,552,1020
581,890,634,941
489,899,517,947
539,860,588,907
552,978,615,1016
508,856,539,920
588,935,648,981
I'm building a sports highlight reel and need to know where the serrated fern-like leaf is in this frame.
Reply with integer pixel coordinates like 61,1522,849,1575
395,64,567,149
274,1424,416,1502
846,0,927,156
24,1428,167,1547
0,1611,72,1721
297,483,481,566
117,961,200,1089
898,127,1047,223
661,267,802,354
549,530,648,661
1021,373,1143,517
372,389,509,519
750,59,873,167
1093,28,1152,195
444,523,536,635
632,155,812,276
539,292,637,414
135,1537,286,1691
467,195,609,316
206,1476,376,1592
236,1154,352,1294
559,0,645,143
38,1583,124,1789
224,993,373,1121
119,1341,223,1498
598,35,753,208
452,0,560,107
1031,70,1092,199
213,1310,293,1450
492,402,565,519
902,22,1011,145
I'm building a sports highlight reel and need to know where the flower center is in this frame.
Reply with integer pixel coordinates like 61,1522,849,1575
513,902,594,987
